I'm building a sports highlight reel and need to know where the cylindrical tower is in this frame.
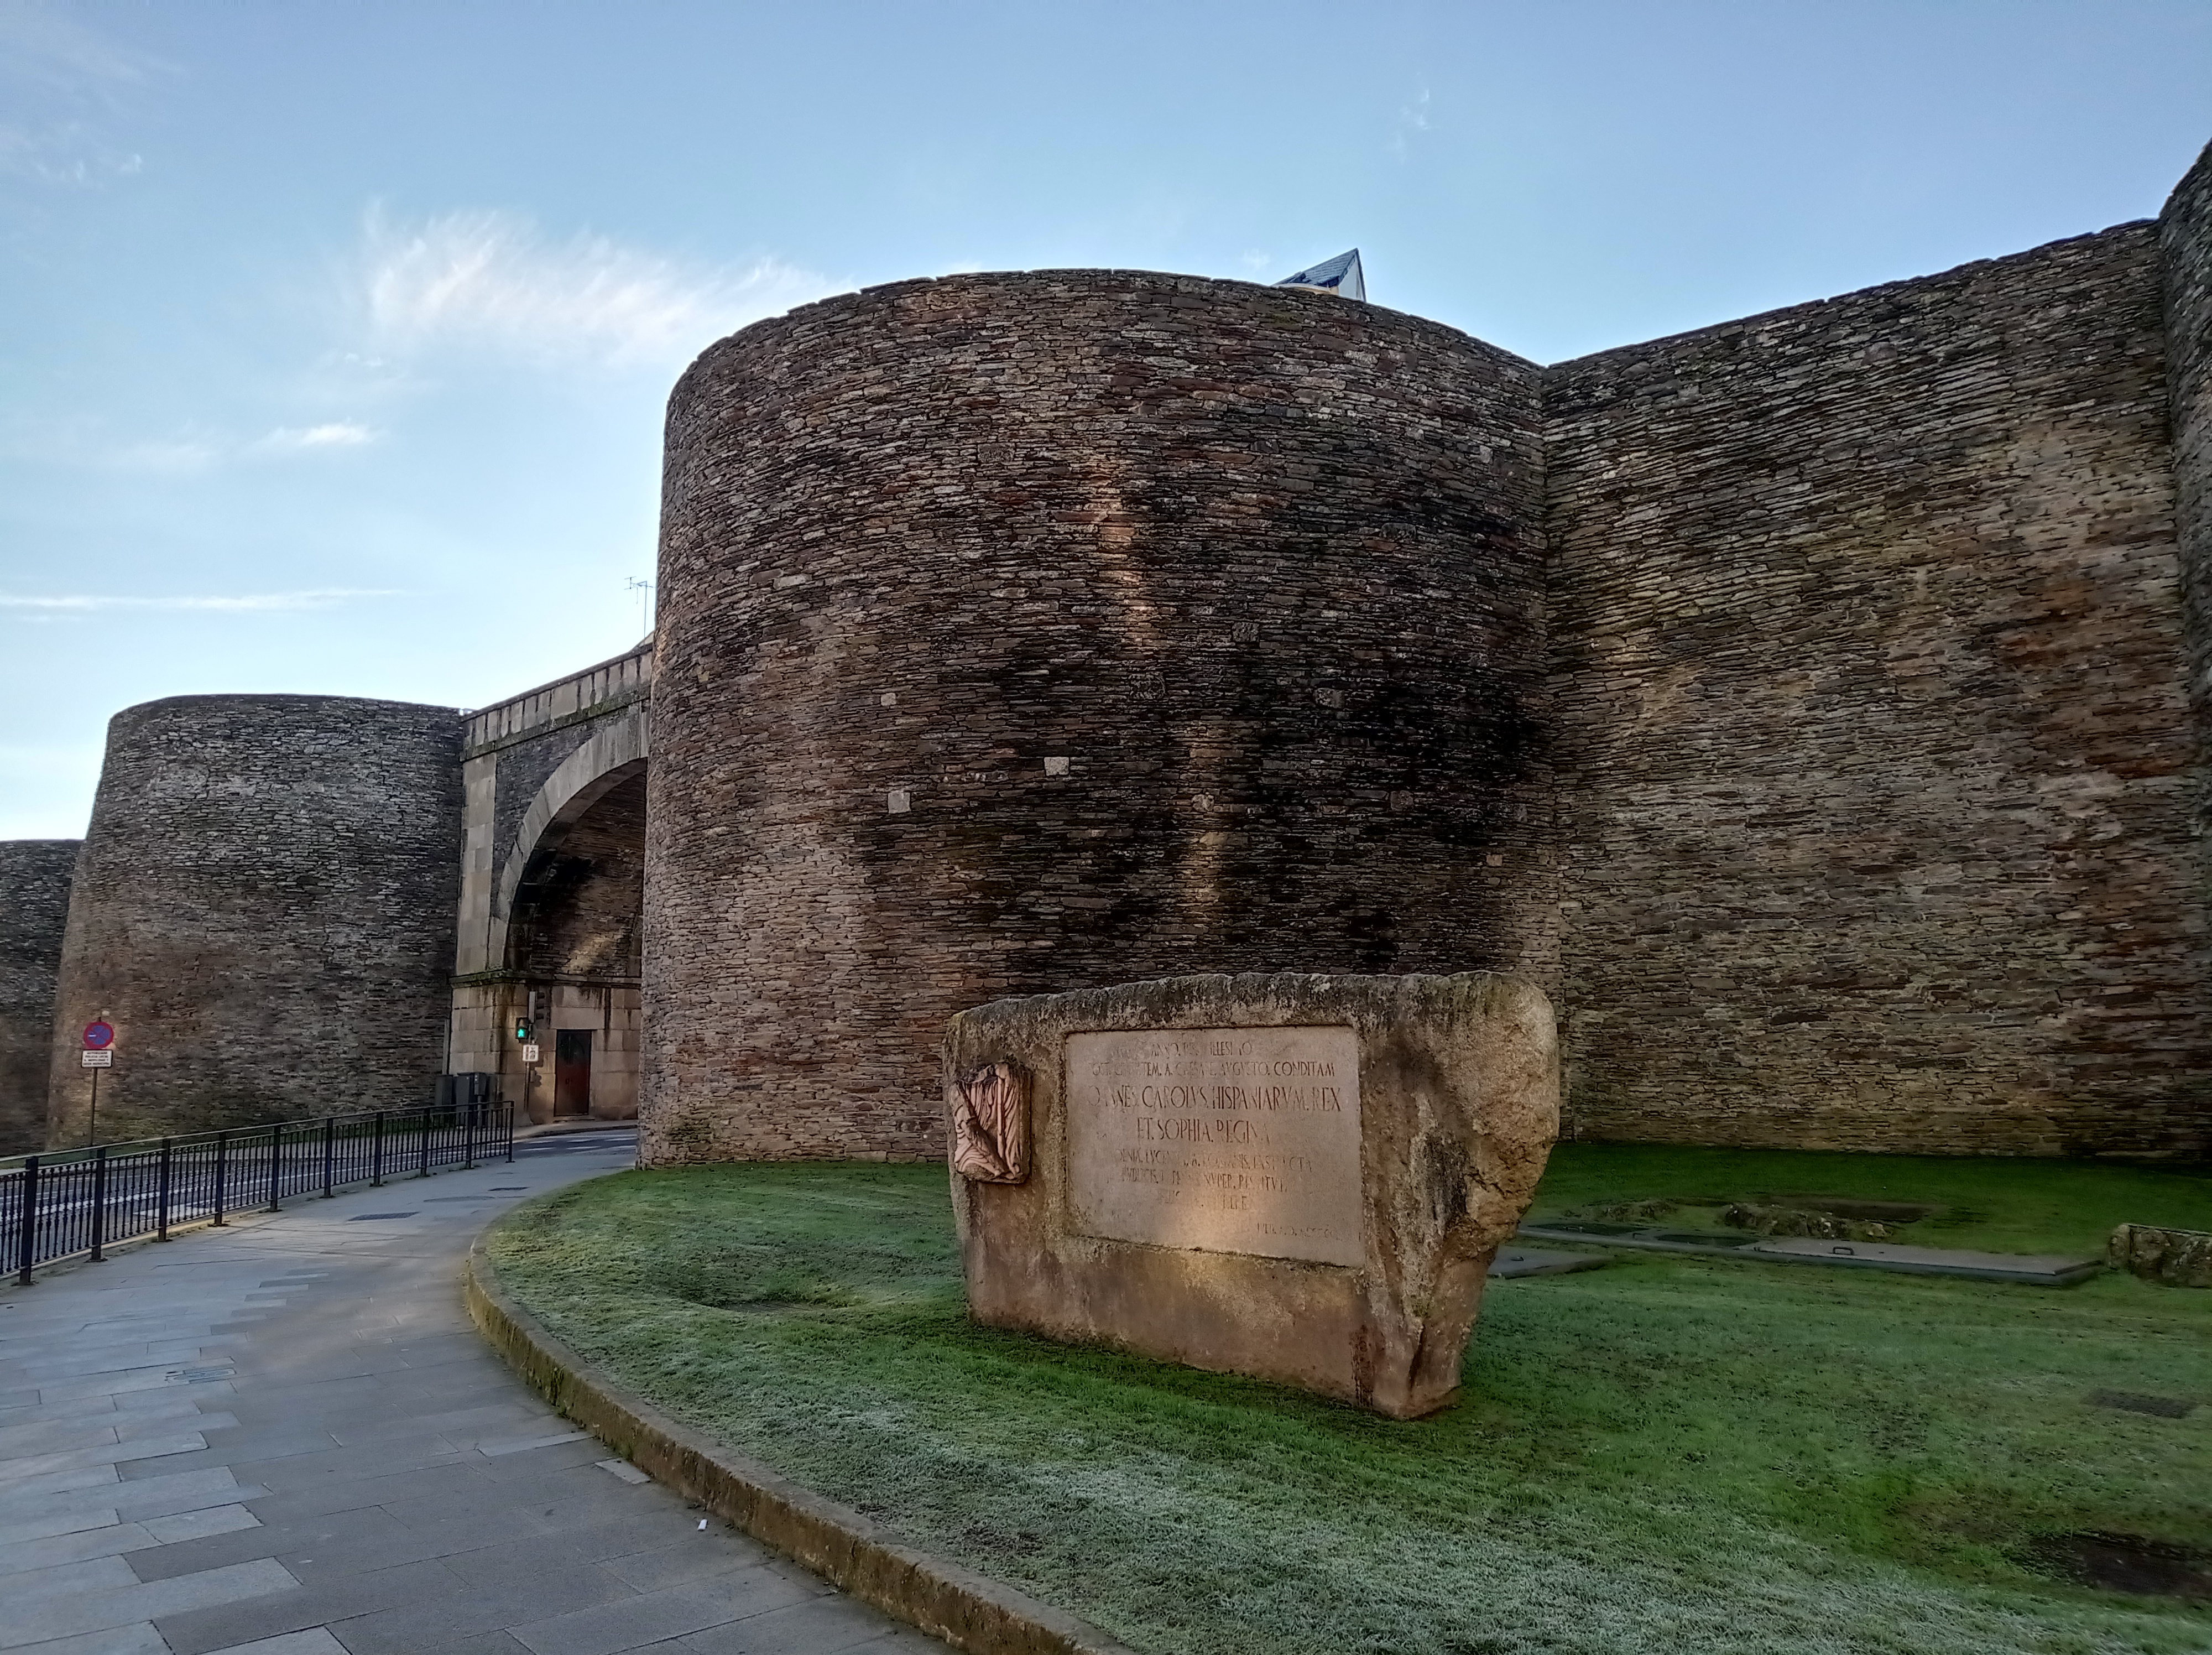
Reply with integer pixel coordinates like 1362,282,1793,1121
46,695,463,1143
2164,142,2212,920
645,270,1551,1163
0,840,79,1154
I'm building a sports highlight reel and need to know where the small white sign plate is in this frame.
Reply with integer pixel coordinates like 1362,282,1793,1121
521,1044,541,1064
81,1049,113,1068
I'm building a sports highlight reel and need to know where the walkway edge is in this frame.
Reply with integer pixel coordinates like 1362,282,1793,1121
463,1236,1142,1655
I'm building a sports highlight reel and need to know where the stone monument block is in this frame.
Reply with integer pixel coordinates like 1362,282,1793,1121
943,971,1559,1419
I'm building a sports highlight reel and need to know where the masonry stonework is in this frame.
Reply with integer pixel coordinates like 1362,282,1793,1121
1546,223,2211,1156
0,840,78,1154
46,695,463,1143
2161,144,2212,917
41,141,2212,1164
645,270,1554,1163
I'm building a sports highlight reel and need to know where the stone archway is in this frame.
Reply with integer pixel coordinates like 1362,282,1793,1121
488,714,650,973
448,686,650,1122
500,757,647,1121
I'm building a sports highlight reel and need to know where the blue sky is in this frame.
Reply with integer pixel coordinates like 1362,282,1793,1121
4,0,2210,838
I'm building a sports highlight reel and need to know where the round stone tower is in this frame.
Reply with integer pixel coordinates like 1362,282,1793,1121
45,695,463,1143
2163,142,2212,924
0,839,79,1154
645,270,1552,1163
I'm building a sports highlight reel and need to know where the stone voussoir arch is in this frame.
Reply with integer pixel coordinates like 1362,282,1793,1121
488,708,649,974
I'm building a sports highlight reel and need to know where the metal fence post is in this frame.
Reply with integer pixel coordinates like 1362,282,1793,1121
88,1147,109,1262
14,1157,37,1286
211,1131,228,1226
267,1123,284,1212
155,1138,173,1241
419,1106,432,1178
371,1111,385,1185
462,1099,477,1170
505,1102,515,1162
321,1116,336,1198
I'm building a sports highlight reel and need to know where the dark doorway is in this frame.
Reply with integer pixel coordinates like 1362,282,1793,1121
554,1028,593,1117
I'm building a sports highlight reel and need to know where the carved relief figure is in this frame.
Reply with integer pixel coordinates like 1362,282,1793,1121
952,1061,1029,1183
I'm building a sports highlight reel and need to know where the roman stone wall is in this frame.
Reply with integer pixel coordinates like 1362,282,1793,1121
2161,141,2212,897
46,695,464,1142
1545,223,2211,1157
646,270,1554,1163
0,840,79,1155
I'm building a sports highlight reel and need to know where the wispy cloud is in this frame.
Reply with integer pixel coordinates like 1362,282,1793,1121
0,122,143,185
0,589,400,615
1390,87,1433,161
100,434,224,475
0,5,164,186
0,4,159,91
0,420,380,474
357,207,834,369
249,422,379,455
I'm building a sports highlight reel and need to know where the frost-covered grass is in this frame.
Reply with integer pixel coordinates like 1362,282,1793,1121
486,1149,2212,1655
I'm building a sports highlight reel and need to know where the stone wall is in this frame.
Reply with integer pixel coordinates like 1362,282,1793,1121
2161,141,2212,925
46,695,464,1142
0,840,78,1154
646,270,1555,1163
1545,223,2211,1157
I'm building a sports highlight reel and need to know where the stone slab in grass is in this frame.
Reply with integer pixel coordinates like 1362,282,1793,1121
1517,1222,2104,1284
1751,1237,2104,1282
943,970,1558,1419
1487,1247,1606,1279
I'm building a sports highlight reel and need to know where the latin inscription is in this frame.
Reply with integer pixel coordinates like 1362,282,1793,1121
1066,1026,1363,1267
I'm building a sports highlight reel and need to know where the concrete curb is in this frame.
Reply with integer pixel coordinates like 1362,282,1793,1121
463,1236,1142,1655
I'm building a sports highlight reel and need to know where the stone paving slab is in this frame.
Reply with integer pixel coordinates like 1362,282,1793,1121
0,1131,944,1655
1516,1221,2106,1283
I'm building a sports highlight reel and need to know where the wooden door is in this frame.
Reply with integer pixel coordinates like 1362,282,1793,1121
554,1028,593,1117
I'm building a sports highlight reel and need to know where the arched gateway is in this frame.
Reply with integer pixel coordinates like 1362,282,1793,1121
449,641,652,1123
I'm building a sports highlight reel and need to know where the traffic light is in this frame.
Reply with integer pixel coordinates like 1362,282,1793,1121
514,1017,533,1041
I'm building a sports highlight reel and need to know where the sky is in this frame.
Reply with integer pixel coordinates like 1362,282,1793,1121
3,0,2210,839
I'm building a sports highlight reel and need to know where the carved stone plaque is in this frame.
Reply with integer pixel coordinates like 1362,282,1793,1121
1066,1025,1363,1266
951,1061,1029,1183
948,972,1561,1417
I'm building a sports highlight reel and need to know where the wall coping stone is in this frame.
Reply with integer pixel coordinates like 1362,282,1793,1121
463,1235,1141,1655
463,641,654,758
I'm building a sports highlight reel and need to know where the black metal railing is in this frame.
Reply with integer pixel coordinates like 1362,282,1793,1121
1,1102,514,1285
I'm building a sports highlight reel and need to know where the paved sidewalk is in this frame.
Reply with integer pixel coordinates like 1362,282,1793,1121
0,1130,946,1655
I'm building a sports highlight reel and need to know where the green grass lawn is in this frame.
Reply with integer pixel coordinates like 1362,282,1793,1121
485,1147,2212,1655
1525,1143,2212,1255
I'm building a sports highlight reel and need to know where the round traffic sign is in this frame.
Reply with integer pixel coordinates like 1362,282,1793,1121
83,1021,114,1050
